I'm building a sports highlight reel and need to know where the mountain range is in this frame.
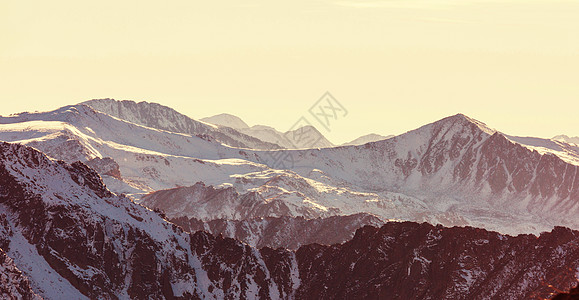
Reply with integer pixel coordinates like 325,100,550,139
199,112,390,148
0,142,578,298
1,98,579,298
2,100,579,235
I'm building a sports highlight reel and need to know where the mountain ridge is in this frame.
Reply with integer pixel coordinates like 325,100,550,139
201,112,335,149
170,213,386,250
82,99,284,150
3,102,579,235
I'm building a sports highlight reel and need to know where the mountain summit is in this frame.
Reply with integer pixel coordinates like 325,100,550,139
82,99,283,149
200,113,250,129
202,113,335,149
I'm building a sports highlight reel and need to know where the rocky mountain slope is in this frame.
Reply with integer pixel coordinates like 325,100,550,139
139,112,579,234
1,142,579,298
139,172,390,221
0,104,269,196
170,213,385,250
293,222,579,300
552,284,579,299
1,142,579,299
0,104,407,228
0,142,299,299
241,113,579,233
0,248,41,300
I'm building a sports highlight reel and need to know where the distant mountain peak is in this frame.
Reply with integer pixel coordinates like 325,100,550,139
200,113,250,129
81,99,283,149
202,113,334,149
425,113,497,137
553,134,579,145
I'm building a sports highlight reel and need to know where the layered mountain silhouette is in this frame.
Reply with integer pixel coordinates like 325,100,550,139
201,112,334,149
2,100,579,235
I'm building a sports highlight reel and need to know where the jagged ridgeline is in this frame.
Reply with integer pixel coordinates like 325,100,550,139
2,101,579,235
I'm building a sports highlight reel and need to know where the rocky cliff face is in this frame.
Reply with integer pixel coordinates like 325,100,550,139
85,157,122,179
0,142,296,299
170,213,385,250
0,247,41,300
294,222,579,300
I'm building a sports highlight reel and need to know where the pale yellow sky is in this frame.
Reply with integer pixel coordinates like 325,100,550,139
1,0,579,143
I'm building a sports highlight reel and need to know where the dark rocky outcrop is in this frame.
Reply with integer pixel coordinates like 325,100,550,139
171,213,385,250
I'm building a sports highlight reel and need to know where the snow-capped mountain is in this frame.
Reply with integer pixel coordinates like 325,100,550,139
170,213,385,250
341,133,394,146
0,104,270,197
83,99,283,150
201,113,334,149
3,102,579,235
0,142,297,299
553,134,579,145
200,113,250,129
241,113,579,233
1,141,578,299
0,104,405,228
0,105,386,228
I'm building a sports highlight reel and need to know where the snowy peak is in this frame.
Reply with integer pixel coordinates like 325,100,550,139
82,98,283,149
200,113,250,129
367,113,497,153
82,99,195,129
429,113,496,136
284,125,334,149
202,112,335,149
553,134,579,145
377,113,499,176
5,101,579,236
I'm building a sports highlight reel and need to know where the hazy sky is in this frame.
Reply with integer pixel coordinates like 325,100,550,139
1,0,579,144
